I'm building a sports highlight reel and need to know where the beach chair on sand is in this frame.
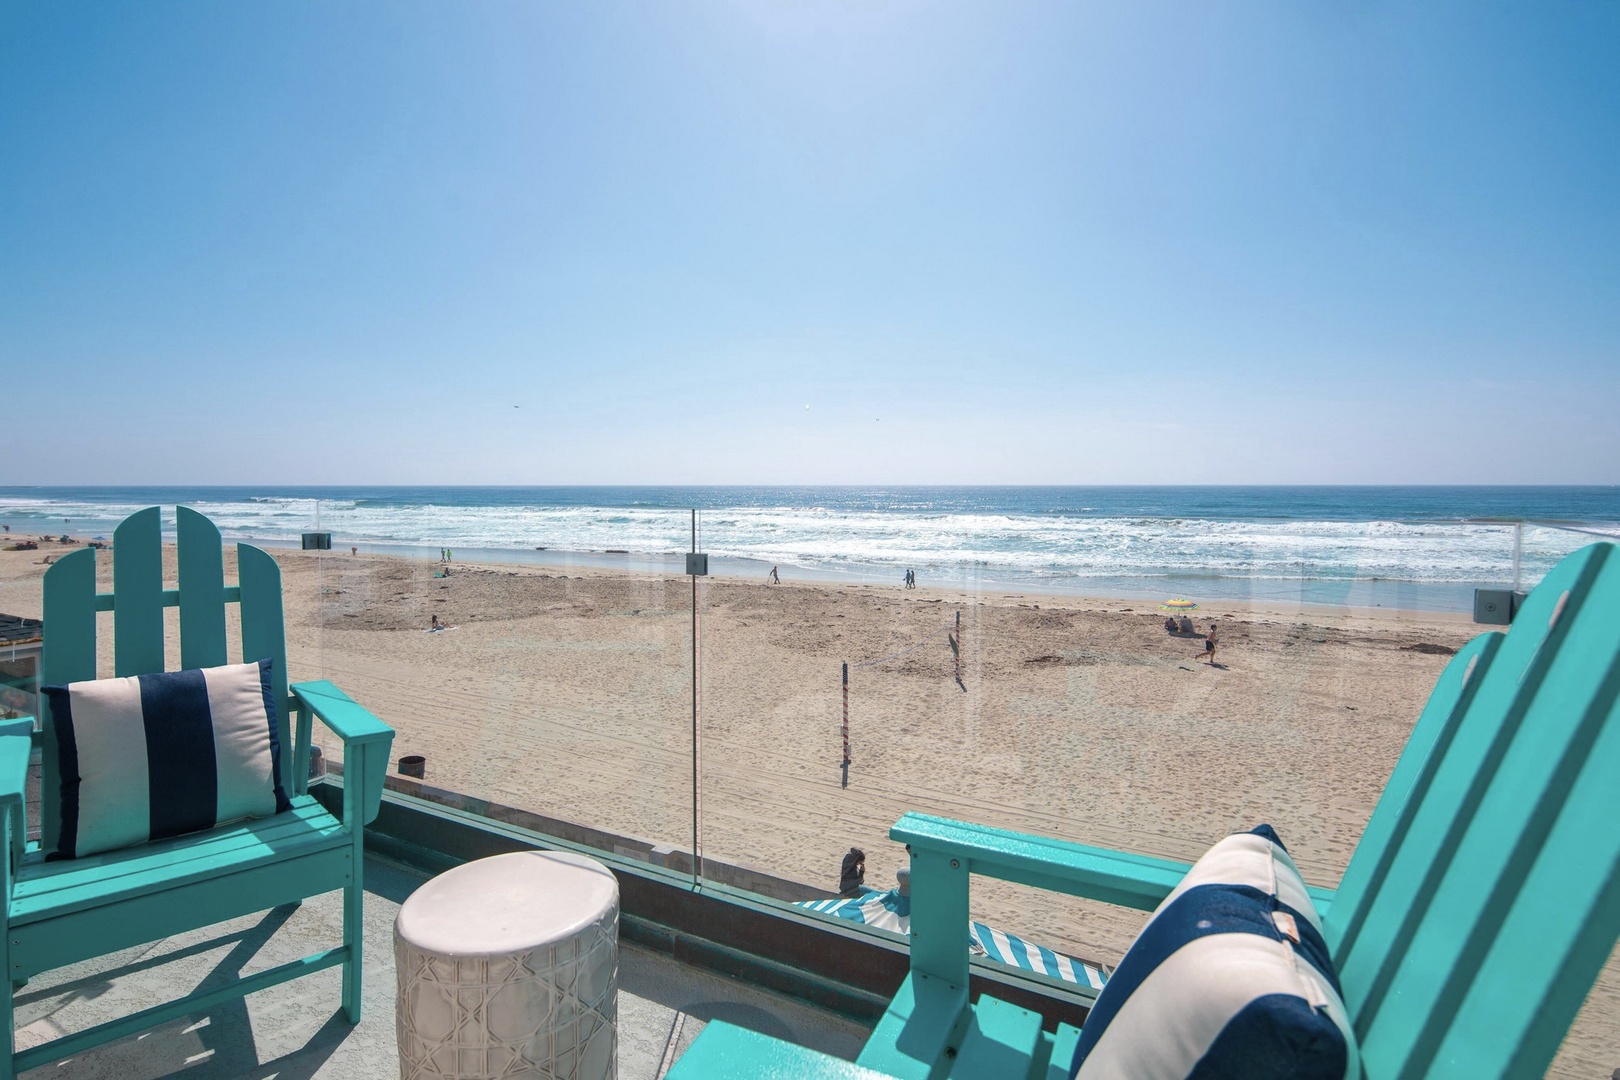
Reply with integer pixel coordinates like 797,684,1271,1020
671,541,1620,1080
0,507,394,1078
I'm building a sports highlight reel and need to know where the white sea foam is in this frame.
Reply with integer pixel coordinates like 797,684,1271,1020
0,494,1595,598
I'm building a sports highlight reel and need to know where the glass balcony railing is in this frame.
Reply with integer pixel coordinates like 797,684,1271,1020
298,509,700,875
1,494,1616,1078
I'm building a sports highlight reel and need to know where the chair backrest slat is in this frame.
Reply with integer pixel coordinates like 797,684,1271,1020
1434,637,1620,1079
1326,631,1501,957
238,543,291,793
1348,542,1620,1080
1336,548,1593,1021
112,507,165,677
41,548,98,689
40,546,99,856
177,506,228,669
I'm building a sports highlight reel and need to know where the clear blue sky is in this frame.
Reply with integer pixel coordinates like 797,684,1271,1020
4,2,1617,485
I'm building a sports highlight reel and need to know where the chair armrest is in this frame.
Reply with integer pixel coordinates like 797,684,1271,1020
0,721,34,870
892,813,1191,912
290,681,393,745
893,813,1339,914
290,681,395,825
892,812,1342,993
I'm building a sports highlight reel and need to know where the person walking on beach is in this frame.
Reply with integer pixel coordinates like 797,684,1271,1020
768,566,780,585
1201,623,1219,665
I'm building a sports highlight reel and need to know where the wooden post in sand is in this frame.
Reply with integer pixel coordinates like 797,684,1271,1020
841,662,851,788
948,610,965,691
954,610,962,687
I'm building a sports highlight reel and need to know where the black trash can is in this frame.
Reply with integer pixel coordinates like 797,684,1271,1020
398,754,426,779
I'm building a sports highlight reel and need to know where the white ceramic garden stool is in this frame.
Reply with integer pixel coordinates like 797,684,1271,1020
395,850,619,1080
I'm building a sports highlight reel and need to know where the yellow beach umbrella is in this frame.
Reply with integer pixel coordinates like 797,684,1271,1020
1160,598,1198,610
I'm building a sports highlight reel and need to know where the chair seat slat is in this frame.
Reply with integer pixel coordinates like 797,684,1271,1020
11,798,345,923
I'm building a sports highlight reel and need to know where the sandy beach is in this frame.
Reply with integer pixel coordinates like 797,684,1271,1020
2,543,1615,1074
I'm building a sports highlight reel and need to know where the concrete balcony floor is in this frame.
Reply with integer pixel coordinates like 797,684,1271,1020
13,856,870,1078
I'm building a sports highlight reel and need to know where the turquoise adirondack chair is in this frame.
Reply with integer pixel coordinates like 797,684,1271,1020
0,507,394,1077
672,541,1620,1079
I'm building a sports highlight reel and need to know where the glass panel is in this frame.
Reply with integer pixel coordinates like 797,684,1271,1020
695,499,1534,979
0,516,45,725
1517,522,1616,592
302,494,697,871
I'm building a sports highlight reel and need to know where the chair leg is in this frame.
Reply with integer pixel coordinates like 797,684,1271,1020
342,848,363,1023
1,946,15,1080
3,829,15,1080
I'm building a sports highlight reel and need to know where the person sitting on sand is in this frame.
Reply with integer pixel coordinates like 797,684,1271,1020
1179,615,1196,635
430,614,442,631
1201,623,1219,664
1164,616,1177,633
839,847,867,895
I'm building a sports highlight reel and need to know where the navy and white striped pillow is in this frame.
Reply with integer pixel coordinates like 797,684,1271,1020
43,659,292,859
1070,825,1358,1079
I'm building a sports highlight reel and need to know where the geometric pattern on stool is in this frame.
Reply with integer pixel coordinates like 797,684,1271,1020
396,900,617,1079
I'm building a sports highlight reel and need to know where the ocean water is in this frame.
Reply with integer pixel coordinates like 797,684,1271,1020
3,486,1616,612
